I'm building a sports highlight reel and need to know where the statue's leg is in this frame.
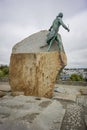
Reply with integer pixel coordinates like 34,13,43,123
57,35,63,52
56,36,65,65
47,37,55,51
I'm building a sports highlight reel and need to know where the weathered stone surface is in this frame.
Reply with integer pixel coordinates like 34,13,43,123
12,30,65,53
0,91,6,98
0,83,11,92
31,100,65,130
53,84,81,102
0,95,65,130
0,83,87,130
9,30,67,98
80,88,87,95
11,91,24,96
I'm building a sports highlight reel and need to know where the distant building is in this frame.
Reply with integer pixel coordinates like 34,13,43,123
83,71,87,80
59,68,87,81
60,74,70,80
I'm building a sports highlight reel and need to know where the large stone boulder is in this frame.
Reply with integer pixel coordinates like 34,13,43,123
9,30,67,98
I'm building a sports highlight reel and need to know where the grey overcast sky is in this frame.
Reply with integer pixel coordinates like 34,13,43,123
0,0,87,68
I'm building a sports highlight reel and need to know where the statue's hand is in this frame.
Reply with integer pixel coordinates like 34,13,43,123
67,29,70,32
49,28,51,31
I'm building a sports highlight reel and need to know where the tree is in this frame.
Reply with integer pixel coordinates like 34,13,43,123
0,70,4,77
70,74,83,81
0,65,9,77
3,67,9,75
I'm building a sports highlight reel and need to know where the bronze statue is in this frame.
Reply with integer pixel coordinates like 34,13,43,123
40,12,70,51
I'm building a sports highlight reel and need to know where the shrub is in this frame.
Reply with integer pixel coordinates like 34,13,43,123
70,74,83,81
0,65,9,77
0,70,4,77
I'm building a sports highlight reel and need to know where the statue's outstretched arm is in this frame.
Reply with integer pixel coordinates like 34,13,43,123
59,19,70,32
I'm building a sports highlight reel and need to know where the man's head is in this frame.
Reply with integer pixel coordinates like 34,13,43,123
58,12,63,18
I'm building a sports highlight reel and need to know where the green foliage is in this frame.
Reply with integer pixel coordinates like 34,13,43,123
0,70,4,77
70,73,83,81
0,65,9,77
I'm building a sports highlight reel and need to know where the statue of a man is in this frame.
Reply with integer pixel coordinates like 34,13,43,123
40,12,70,51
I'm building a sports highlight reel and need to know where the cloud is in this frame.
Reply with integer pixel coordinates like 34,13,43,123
0,0,87,68
67,49,87,68
61,10,87,68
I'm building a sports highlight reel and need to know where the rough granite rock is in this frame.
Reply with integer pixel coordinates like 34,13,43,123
9,30,67,98
0,91,6,98
0,95,65,130
80,88,87,95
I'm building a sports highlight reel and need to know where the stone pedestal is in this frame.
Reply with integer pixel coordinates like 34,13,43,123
9,30,67,98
